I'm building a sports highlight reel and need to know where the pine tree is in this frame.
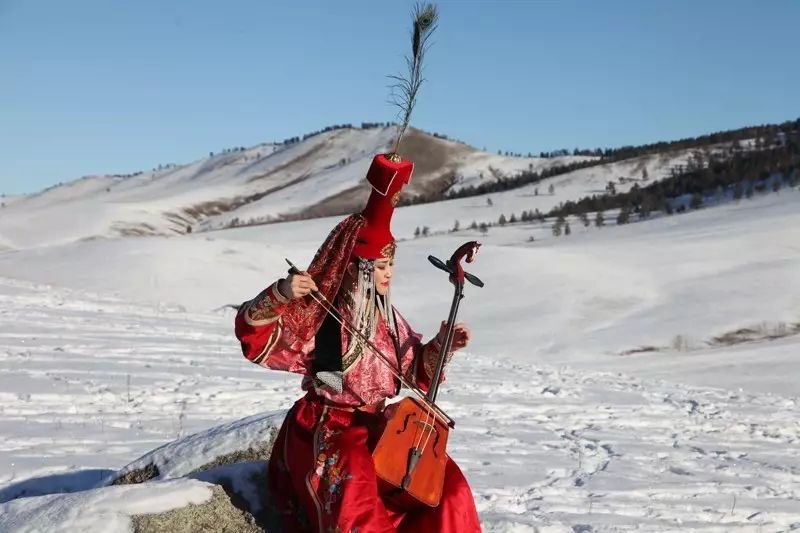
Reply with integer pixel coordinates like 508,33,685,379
470,221,478,230
579,212,590,227
452,220,460,232
616,207,630,225
498,214,507,226
594,211,604,227
422,226,430,237
414,226,421,238
553,215,566,236
487,197,493,207
564,221,571,236
548,183,555,195
509,213,517,224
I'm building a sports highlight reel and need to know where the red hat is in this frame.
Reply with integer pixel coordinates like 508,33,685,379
352,154,414,260
279,153,413,343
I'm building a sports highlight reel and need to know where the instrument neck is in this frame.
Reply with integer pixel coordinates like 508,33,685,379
426,280,464,403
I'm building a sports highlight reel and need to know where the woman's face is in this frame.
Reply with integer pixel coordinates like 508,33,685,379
374,257,394,296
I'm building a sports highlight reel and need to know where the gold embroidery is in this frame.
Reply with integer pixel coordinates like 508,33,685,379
385,152,402,163
391,191,401,206
422,338,453,381
380,241,397,259
245,282,285,326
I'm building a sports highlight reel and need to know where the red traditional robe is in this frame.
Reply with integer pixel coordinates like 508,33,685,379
235,281,482,532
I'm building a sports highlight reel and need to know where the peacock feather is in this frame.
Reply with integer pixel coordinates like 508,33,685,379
388,3,439,157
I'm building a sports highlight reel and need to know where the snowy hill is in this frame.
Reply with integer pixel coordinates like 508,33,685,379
0,126,592,250
2,120,772,253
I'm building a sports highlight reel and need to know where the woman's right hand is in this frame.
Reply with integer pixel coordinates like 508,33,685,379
278,271,318,300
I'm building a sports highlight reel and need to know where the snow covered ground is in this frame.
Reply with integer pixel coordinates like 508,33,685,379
0,185,798,531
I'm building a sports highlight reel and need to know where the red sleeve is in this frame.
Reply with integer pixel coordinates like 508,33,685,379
412,337,452,392
234,281,290,365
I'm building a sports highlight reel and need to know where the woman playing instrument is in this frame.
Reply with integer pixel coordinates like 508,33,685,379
234,153,482,532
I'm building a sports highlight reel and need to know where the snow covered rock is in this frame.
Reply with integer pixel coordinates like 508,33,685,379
107,410,285,485
112,410,287,532
0,411,287,533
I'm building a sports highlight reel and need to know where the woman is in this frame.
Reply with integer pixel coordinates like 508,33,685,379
235,153,482,532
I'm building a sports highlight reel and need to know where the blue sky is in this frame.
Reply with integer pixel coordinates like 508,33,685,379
2,0,798,195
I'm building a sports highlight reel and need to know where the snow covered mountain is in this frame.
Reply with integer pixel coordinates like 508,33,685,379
4,120,775,254
0,126,593,250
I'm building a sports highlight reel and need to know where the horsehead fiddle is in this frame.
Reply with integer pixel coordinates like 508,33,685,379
286,240,483,508
372,241,483,508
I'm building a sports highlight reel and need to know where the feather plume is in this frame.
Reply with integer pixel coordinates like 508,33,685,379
389,3,439,156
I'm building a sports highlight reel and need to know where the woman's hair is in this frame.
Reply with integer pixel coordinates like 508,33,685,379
338,258,397,341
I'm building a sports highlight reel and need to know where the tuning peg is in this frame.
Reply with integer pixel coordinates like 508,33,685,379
464,271,484,288
427,255,452,274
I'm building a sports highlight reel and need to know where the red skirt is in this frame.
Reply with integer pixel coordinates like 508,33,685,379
268,393,482,532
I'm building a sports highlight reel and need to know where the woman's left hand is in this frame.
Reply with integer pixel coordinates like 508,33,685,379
436,321,471,351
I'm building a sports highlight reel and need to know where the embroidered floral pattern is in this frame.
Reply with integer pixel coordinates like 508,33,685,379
314,426,352,515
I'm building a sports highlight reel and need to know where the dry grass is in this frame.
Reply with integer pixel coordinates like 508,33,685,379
113,222,161,237
131,485,265,533
709,321,800,346
247,142,327,184
618,346,661,356
187,429,277,477
618,320,800,356
111,462,160,486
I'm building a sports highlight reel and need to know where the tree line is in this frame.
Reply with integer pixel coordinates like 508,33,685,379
397,117,799,207
547,131,799,222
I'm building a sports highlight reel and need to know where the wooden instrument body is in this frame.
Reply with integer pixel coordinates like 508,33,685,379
372,396,449,507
